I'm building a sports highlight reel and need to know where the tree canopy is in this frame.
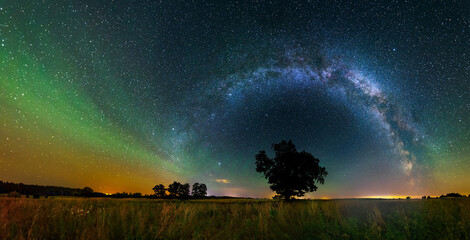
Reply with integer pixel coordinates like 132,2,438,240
192,183,207,198
168,181,181,197
255,140,328,200
178,183,191,198
161,181,199,199
81,187,94,197
152,184,166,198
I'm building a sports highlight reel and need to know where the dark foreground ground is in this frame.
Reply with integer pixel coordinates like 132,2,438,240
0,197,469,239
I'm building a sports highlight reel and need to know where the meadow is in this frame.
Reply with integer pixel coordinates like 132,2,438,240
1,197,469,240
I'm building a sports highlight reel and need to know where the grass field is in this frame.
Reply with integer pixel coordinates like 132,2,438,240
1,197,469,239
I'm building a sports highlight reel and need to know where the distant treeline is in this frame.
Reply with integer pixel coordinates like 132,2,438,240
106,182,210,199
152,181,208,199
0,180,211,199
439,193,468,198
2,180,467,200
0,181,101,197
419,193,468,199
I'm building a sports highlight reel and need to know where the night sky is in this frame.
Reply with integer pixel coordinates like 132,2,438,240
1,1,469,198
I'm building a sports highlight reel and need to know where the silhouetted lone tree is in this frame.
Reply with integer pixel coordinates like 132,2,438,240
168,181,181,198
255,140,328,200
192,183,207,198
152,184,166,198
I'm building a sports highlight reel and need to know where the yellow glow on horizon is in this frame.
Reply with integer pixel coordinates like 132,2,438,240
360,195,426,199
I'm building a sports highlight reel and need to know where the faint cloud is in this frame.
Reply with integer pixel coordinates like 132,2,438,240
216,179,230,184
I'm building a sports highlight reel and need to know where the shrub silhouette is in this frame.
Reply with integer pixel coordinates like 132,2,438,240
255,140,327,200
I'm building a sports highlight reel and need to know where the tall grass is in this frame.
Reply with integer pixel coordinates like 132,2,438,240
0,197,469,239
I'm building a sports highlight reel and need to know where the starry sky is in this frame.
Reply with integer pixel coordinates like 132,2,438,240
1,1,469,198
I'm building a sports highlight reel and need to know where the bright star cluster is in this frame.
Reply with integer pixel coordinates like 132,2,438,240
0,1,468,197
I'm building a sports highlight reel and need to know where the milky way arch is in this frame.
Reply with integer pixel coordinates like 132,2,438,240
169,46,426,189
